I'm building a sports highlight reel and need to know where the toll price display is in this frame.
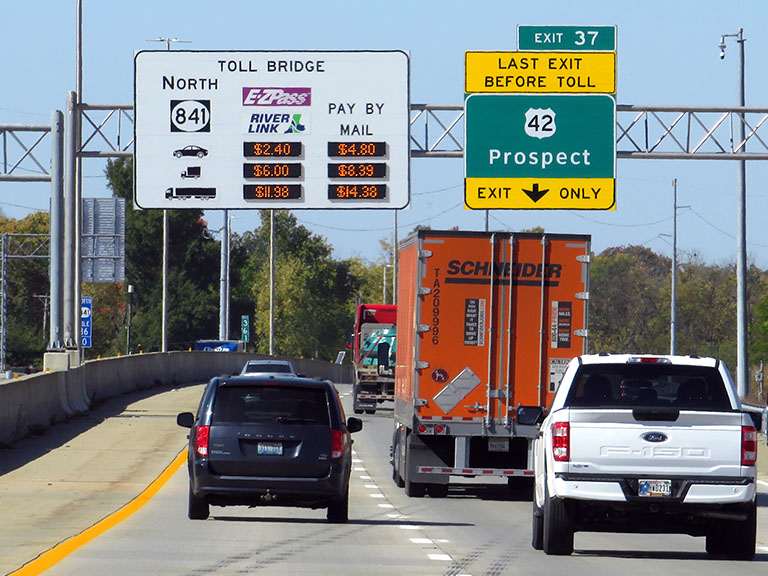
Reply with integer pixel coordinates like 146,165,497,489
243,163,302,179
328,163,387,179
243,184,302,200
243,141,302,157
328,184,387,200
328,141,387,157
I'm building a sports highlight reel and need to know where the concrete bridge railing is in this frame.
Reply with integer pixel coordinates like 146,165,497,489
0,351,352,447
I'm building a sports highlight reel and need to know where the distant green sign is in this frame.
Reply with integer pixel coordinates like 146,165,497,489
241,315,250,343
518,25,616,51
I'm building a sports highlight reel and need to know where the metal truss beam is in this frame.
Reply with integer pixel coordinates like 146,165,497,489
4,103,768,184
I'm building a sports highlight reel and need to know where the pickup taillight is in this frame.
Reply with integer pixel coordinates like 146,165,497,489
742,426,757,466
195,425,210,457
552,422,570,462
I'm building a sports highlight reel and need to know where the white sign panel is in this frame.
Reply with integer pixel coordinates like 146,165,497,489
134,50,410,210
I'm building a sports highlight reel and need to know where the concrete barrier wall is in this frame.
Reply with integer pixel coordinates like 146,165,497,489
0,352,353,447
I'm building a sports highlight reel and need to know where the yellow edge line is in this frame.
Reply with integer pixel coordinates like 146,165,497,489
9,448,188,576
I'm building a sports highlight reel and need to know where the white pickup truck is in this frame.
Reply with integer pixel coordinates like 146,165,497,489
532,354,759,559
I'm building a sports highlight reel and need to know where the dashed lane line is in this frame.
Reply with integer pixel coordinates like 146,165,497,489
352,448,475,576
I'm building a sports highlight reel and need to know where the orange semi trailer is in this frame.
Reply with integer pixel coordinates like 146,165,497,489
391,230,591,497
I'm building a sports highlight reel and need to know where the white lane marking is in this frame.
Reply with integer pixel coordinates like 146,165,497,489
428,554,453,561
351,452,471,575
757,479,768,487
760,546,768,552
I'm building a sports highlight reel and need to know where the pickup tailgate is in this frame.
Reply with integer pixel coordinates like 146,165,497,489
567,409,745,477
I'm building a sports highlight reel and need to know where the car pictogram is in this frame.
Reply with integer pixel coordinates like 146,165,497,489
173,145,208,158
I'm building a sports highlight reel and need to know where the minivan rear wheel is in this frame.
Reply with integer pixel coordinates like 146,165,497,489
188,485,209,520
327,486,349,523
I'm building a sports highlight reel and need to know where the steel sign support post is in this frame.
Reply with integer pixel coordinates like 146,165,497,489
63,91,77,349
219,209,229,340
49,111,64,350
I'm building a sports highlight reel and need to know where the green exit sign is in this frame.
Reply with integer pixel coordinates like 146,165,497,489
518,25,616,51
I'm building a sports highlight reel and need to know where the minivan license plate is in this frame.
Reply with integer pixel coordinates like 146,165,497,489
257,441,283,456
638,479,671,497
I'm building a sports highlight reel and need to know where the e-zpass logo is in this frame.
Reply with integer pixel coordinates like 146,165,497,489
242,87,311,106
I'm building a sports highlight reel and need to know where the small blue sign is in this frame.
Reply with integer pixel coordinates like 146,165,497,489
81,296,93,348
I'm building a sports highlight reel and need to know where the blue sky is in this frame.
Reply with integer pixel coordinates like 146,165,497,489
3,0,768,266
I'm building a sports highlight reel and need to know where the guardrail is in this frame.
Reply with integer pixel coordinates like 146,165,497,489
0,351,352,447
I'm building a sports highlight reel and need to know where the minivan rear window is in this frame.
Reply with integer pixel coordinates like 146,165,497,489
212,385,330,425
244,363,293,373
565,364,732,411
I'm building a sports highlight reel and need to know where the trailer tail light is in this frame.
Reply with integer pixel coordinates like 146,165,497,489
330,430,344,459
552,422,570,462
195,425,210,457
742,426,757,466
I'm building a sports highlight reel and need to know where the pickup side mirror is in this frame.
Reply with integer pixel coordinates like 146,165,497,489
744,409,763,431
177,412,195,428
517,405,544,426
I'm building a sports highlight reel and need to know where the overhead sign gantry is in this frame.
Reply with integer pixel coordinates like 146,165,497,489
134,50,410,210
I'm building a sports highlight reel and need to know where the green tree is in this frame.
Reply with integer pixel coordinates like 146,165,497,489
589,245,671,354
0,212,50,366
246,211,357,359
105,158,220,351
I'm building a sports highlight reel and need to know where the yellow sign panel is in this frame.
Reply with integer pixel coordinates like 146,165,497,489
465,51,616,94
465,177,616,210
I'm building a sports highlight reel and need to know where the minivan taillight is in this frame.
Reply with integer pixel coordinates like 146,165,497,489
552,422,570,462
195,425,210,457
742,426,757,466
330,429,344,459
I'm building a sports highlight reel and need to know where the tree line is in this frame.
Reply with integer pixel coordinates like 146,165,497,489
2,158,768,400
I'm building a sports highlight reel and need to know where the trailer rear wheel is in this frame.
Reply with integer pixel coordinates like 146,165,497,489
427,483,449,498
404,437,427,497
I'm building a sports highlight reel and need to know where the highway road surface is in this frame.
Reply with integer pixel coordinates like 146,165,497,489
2,381,766,576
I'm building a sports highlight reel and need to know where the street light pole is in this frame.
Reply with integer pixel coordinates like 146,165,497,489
671,179,677,355
719,28,748,398
148,37,190,352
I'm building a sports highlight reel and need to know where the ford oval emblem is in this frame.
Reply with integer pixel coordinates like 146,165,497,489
642,432,668,443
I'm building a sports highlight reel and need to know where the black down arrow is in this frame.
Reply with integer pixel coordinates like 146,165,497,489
522,183,549,203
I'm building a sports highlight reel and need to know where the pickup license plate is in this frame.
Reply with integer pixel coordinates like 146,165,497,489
638,479,671,497
257,441,283,456
488,437,509,452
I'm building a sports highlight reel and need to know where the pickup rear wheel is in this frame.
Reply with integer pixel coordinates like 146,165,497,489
723,502,756,560
531,496,544,550
542,493,573,555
